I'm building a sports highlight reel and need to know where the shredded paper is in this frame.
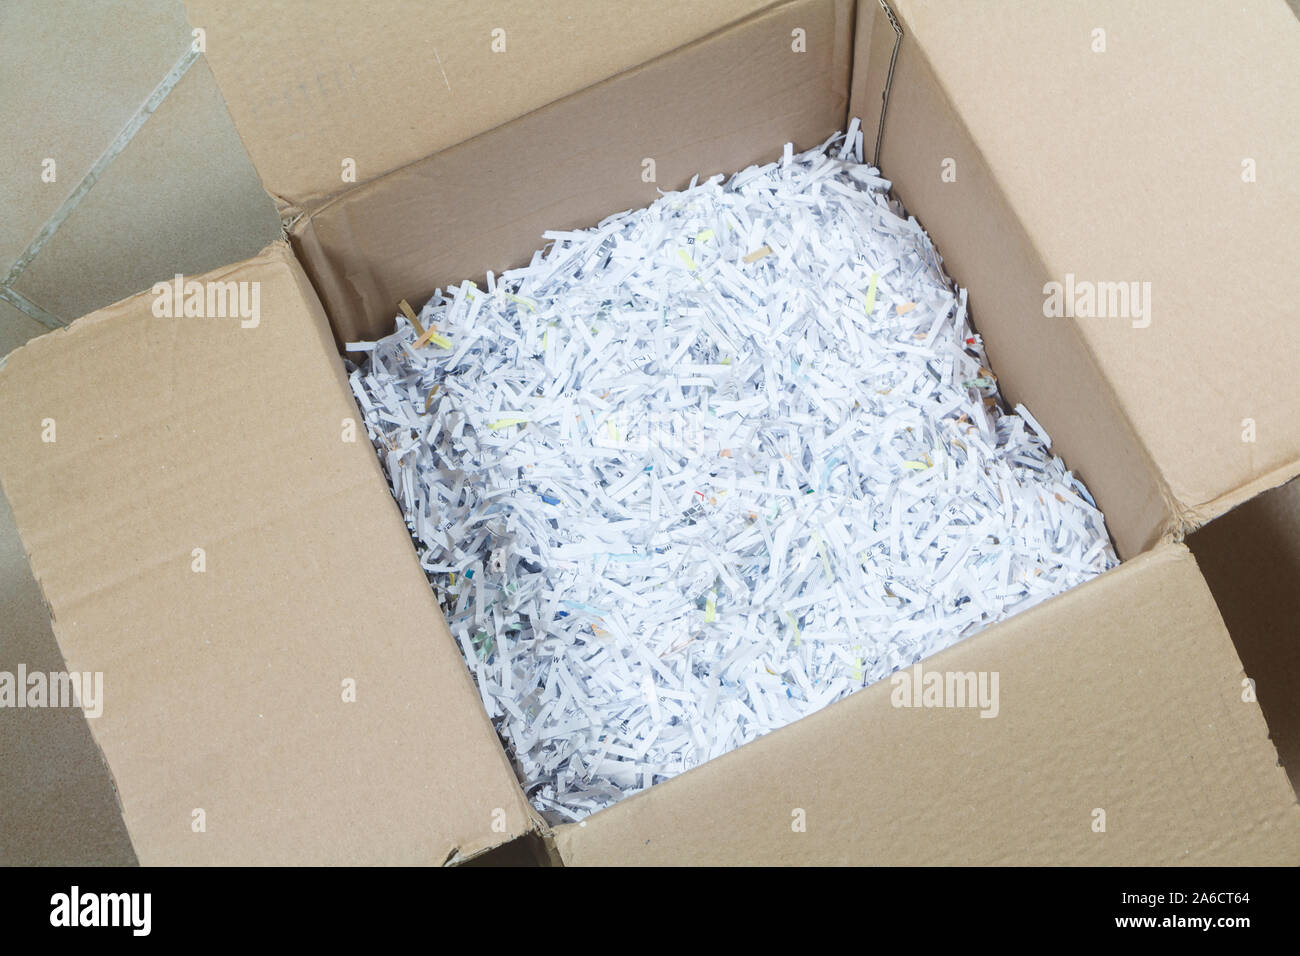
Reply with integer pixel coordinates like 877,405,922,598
348,124,1118,821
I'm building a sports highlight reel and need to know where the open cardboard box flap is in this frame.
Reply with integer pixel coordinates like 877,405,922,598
0,243,534,864
851,0,1300,537
183,0,783,211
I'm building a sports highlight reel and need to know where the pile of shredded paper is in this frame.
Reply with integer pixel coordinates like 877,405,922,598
348,123,1117,821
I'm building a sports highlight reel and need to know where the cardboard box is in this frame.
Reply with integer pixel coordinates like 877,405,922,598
2,0,1298,864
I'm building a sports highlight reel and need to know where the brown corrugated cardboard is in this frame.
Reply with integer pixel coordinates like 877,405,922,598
184,0,779,210
554,543,1300,865
3,0,1298,866
0,243,533,864
855,0,1300,536
293,0,853,346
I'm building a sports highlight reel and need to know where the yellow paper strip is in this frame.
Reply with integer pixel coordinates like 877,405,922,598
414,326,452,349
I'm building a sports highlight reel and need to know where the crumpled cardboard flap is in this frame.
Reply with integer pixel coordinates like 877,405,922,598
554,543,1300,865
0,242,532,864
183,0,781,210
868,0,1300,533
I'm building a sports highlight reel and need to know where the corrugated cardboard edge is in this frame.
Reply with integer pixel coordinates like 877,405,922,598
1173,458,1300,540
0,242,539,864
553,542,1300,866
